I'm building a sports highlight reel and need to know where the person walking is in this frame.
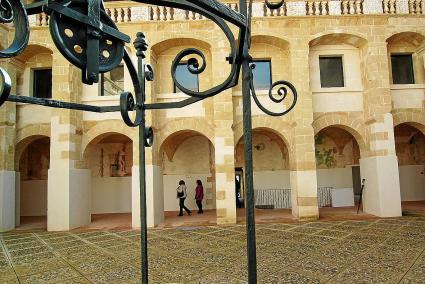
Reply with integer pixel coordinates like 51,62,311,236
195,180,204,214
176,180,191,216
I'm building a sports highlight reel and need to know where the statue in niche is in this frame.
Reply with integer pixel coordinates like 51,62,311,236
116,145,126,176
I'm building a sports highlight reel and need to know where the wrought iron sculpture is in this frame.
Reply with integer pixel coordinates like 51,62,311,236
0,0,297,283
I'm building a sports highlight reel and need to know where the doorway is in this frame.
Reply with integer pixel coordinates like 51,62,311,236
352,165,361,204
235,167,244,208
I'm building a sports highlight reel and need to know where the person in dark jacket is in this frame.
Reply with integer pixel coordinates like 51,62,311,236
195,180,204,214
176,180,191,216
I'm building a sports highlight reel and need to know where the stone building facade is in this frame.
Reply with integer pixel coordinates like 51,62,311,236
1,0,425,231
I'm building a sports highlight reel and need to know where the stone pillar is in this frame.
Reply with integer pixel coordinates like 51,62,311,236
289,40,319,220
359,37,401,217
47,53,91,231
131,49,164,228
0,59,20,231
212,45,236,224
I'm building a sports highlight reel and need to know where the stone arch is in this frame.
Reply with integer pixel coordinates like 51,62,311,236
386,31,425,47
233,116,293,152
312,113,367,156
15,125,51,170
14,43,53,63
393,110,425,136
159,129,214,162
81,120,136,156
157,118,214,149
151,37,211,55
309,32,368,48
251,34,290,49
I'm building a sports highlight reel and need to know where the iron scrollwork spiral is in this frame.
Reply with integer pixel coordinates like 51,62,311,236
0,0,29,59
0,67,11,106
149,0,245,99
249,61,297,117
246,0,298,117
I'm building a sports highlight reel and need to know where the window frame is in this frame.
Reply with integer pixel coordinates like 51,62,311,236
251,59,272,90
173,62,200,93
32,68,52,99
319,55,345,88
390,53,415,85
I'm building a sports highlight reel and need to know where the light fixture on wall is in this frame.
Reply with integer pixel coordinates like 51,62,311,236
254,143,265,151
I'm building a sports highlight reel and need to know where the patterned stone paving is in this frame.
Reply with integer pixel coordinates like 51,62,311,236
1,217,425,283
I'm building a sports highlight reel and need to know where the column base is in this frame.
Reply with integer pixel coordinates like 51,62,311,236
0,171,16,232
47,168,91,231
132,165,164,228
360,155,402,217
290,170,319,220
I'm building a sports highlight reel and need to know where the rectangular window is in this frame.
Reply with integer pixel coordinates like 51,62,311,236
391,54,415,84
319,56,344,88
251,60,272,90
100,65,124,96
173,63,199,93
33,69,52,98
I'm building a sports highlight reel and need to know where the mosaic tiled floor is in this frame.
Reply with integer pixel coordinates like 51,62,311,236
1,217,425,283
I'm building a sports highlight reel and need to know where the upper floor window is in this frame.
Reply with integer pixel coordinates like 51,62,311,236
391,54,415,84
33,69,52,98
100,65,124,96
251,60,272,90
319,56,344,88
174,63,199,93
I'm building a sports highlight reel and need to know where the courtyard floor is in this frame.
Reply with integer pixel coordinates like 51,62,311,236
1,217,425,283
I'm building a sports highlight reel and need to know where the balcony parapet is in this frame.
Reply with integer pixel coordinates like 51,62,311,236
26,0,424,27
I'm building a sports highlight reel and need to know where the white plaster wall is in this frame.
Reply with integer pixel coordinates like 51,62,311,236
69,169,92,229
253,170,290,189
391,85,425,109
0,171,16,232
360,156,402,217
91,177,131,213
316,168,353,189
48,168,91,231
399,165,425,201
163,174,211,211
15,173,20,226
20,180,47,216
132,165,164,228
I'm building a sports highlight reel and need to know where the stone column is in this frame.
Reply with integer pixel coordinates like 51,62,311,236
0,59,19,232
212,45,236,225
47,53,91,231
288,40,319,220
131,49,164,228
359,38,401,217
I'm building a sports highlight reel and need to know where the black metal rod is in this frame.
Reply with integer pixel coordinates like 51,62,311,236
139,118,148,284
240,0,257,283
6,94,121,112
136,38,149,284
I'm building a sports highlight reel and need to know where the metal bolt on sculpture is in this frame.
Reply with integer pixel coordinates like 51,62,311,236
0,0,297,283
